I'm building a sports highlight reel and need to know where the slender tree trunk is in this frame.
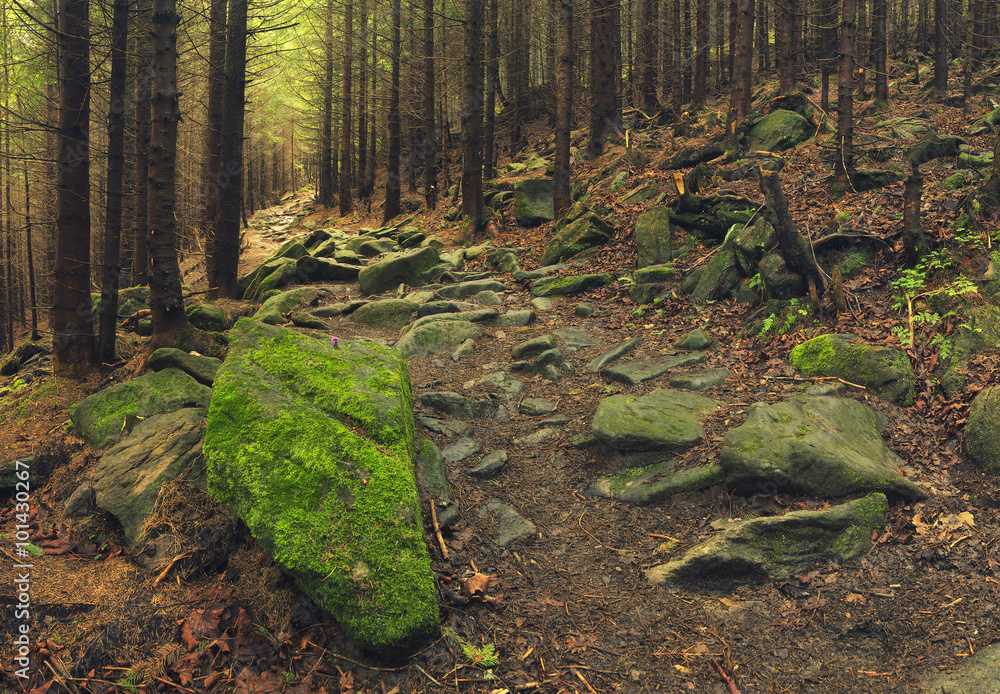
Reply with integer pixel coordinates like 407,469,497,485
903,162,928,262
134,0,152,285
367,23,377,198
510,0,525,151
423,0,436,209
856,0,868,98
553,0,574,218
358,0,369,199
210,0,248,298
383,0,402,223
590,0,621,154
147,0,188,340
933,0,947,90
17,100,39,340
461,0,485,230
318,0,334,205
692,0,709,106
640,0,659,113
98,0,128,363
202,0,226,279
52,0,94,376
484,0,499,179
730,0,755,122
835,0,856,189
777,0,797,92
340,1,354,215
873,0,888,101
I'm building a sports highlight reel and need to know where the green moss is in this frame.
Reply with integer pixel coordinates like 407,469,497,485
789,334,914,406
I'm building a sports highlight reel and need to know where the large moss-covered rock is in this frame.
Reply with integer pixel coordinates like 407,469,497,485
513,177,554,226
635,206,674,269
920,642,1000,694
747,110,813,152
729,218,776,276
394,318,484,358
939,305,1000,396
531,273,614,297
789,334,915,406
147,348,222,386
186,303,226,332
252,287,324,325
646,494,888,588
358,247,441,296
592,389,718,451
70,368,213,449
204,319,438,653
349,299,419,330
539,210,613,266
720,396,925,499
965,387,1000,474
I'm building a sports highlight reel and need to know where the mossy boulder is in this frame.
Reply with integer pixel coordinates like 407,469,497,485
349,300,420,330
252,287,324,325
646,494,889,588
686,248,741,303
186,303,226,332
939,305,1000,396
906,131,966,165
746,109,813,152
634,206,674,268
513,177,555,226
965,387,1000,474
242,257,301,301
720,396,925,500
586,461,724,504
591,389,718,451
358,246,442,296
203,319,438,653
147,348,222,386
789,334,915,406
531,273,614,297
539,210,613,266
729,217,777,276
70,368,213,449
394,318,484,358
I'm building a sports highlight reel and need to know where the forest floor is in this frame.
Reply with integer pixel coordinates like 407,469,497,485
3,61,1000,694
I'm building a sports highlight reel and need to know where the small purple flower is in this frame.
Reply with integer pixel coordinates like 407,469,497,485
330,336,340,349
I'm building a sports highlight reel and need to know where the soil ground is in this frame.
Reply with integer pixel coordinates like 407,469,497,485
3,62,1000,694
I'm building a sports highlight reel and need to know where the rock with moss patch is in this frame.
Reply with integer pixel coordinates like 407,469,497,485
395,319,484,357
729,218,776,276
746,110,813,152
965,387,1000,474
603,352,706,386
789,334,915,406
70,368,213,449
939,305,1000,396
513,177,554,226
358,247,442,296
592,389,718,451
906,131,966,165
436,279,509,300
350,300,419,330
416,439,460,525
586,461,724,504
646,494,888,588
759,252,807,300
478,499,537,546
531,273,614,297
252,287,324,325
920,642,1000,694
539,210,613,266
686,249,741,302
204,319,438,654
635,207,675,268
187,303,226,332
147,348,221,386
720,396,925,499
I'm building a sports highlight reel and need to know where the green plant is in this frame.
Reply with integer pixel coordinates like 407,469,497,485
761,314,777,335
748,273,763,292
632,305,645,316
117,669,141,693
892,258,977,346
443,628,500,670
618,276,637,290
283,671,298,684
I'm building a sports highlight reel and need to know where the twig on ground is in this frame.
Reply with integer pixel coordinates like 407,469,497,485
429,503,449,560
711,658,741,694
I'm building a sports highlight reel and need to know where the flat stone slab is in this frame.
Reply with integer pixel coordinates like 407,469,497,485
553,326,602,351
395,319,484,358
512,334,558,359
587,338,643,372
603,352,707,386
921,642,1000,694
674,328,712,350
417,416,473,437
495,309,536,327
468,450,508,479
720,396,926,500
147,348,222,386
519,398,557,416
478,499,537,546
436,279,509,300
592,389,718,451
586,461,725,504
513,427,559,447
419,391,495,420
669,369,732,390
646,494,889,588
442,438,481,462
416,440,459,525
531,273,614,297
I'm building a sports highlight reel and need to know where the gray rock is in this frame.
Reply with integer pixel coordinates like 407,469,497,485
479,499,537,546
419,391,495,420
729,218,776,276
720,396,926,499
203,319,437,653
451,339,476,362
592,389,718,451
686,249,741,302
587,338,643,373
515,265,566,282
468,450,508,479
586,461,724,504
349,299,419,330
759,252,807,300
0,342,48,377
531,273,614,297
0,457,36,492
252,287,324,325
468,372,527,395
514,177,554,226
87,409,237,570
70,368,213,449
633,264,676,284
442,437,482,462
530,297,555,311
417,300,466,317
358,246,442,296
635,206,675,268
436,279,509,300
395,319,484,357
485,248,521,274
146,348,222,386
541,364,563,381
674,329,712,350
401,308,500,334
603,352,707,386
553,326,602,351
289,311,332,330
530,348,566,372
496,309,537,327
519,398,557,416
575,303,594,317
514,427,559,446
539,209,613,266
747,110,813,152
669,369,732,390
512,334,558,359
789,334,916,406
417,416,473,437
242,257,301,301
186,303,226,332
907,130,966,165
298,257,362,282
474,290,503,305
415,439,458,526
920,642,1000,694
966,387,1000,474
646,494,889,588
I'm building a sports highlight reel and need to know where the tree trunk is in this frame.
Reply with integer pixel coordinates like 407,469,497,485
590,0,620,155
835,0,856,189
484,0,499,179
423,0,436,210
856,0,868,98
340,1,354,215
759,169,824,302
202,0,227,279
147,0,188,340
383,0,402,224
99,0,128,364
730,0,755,122
553,0,574,218
318,0,334,206
358,0,369,199
692,0,709,107
209,0,248,298
17,100,39,340
52,0,95,377
903,163,928,263
640,0,659,113
134,0,152,285
777,0,797,93
461,0,485,230
933,0,947,91
873,0,888,101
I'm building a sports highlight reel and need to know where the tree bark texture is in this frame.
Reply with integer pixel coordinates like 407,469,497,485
730,0,755,121
383,0,401,223
340,1,354,215
202,0,227,274
423,0,436,209
759,169,825,299
553,0,574,218
835,0,856,189
461,0,485,228
933,0,947,90
590,0,620,155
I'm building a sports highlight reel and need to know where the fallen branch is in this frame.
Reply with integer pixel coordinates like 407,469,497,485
152,551,194,587
430,503,449,560
711,658,741,694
